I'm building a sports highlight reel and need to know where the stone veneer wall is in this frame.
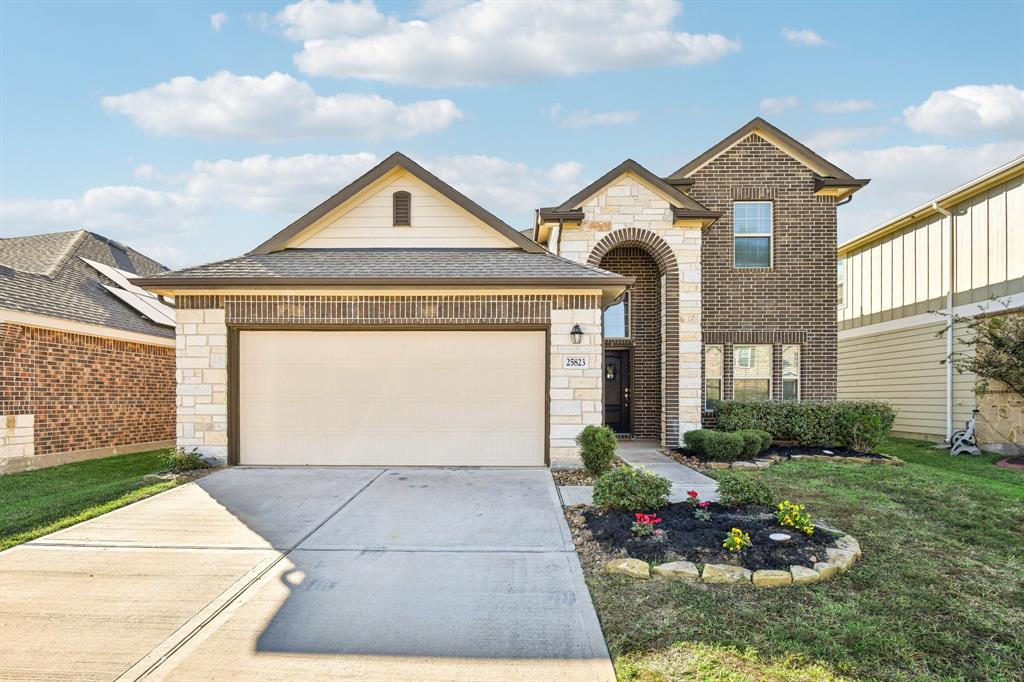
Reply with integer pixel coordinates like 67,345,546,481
688,134,839,408
175,294,603,467
0,321,175,473
557,174,703,446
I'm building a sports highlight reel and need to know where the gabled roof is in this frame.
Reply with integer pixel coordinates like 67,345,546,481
0,230,173,338
666,117,861,182
250,152,545,255
134,248,633,291
551,159,719,217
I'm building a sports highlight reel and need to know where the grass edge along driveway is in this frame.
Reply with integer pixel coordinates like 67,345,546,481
585,437,1024,682
0,449,180,551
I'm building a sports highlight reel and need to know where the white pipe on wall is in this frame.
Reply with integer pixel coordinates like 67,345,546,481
932,201,954,442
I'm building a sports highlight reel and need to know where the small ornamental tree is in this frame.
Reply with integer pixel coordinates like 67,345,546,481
940,301,1024,399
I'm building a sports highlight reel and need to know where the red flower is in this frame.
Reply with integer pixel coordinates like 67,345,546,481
688,490,699,498
699,501,710,508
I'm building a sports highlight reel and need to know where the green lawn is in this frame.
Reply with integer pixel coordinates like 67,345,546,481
588,438,1024,681
0,450,181,550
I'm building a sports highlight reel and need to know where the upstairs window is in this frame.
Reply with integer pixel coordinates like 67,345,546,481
734,201,772,268
393,190,411,226
604,293,630,338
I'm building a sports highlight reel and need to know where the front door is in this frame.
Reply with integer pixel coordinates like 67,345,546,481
604,349,631,434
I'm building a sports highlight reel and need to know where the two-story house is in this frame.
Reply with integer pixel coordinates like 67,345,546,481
137,118,867,468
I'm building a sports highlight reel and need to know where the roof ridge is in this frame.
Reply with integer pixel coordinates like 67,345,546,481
44,229,88,278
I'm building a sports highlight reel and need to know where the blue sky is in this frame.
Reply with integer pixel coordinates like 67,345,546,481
2,0,1022,267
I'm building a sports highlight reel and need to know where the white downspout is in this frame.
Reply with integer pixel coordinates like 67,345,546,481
933,201,954,442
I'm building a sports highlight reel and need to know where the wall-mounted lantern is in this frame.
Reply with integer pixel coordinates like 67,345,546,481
570,324,583,344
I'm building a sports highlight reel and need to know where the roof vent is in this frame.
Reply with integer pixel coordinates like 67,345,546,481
393,190,411,227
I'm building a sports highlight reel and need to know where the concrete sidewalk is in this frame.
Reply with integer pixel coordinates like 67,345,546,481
558,440,718,506
0,467,613,682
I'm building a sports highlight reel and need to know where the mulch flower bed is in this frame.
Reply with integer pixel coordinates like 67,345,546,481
664,445,902,470
581,501,838,571
996,456,1024,470
551,458,625,486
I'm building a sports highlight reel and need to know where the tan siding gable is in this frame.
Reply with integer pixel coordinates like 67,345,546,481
289,169,517,249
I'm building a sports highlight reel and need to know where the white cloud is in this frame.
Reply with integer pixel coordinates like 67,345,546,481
551,107,640,129
815,99,875,114
210,12,228,31
102,71,462,142
1,152,585,266
283,0,741,86
903,84,1024,137
781,27,828,46
275,0,384,39
759,96,798,114
829,141,1024,240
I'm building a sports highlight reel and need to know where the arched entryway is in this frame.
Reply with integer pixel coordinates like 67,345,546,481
588,229,680,446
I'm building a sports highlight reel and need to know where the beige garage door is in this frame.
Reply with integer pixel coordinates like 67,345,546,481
239,330,545,466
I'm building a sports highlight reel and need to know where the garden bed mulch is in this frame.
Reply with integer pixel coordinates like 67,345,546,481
664,445,902,470
577,501,838,571
996,456,1024,470
551,458,625,486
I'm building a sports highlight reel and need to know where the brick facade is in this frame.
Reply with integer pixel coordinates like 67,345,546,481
0,322,175,472
599,247,662,439
688,134,839,419
174,294,603,467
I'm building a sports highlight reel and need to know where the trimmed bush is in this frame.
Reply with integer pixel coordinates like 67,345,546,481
684,429,745,462
593,466,671,511
682,429,711,454
715,471,776,507
734,430,764,458
716,400,896,450
576,425,617,476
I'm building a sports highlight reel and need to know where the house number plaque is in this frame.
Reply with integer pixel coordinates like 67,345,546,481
563,356,589,369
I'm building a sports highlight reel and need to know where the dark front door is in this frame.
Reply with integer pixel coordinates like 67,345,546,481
604,349,631,434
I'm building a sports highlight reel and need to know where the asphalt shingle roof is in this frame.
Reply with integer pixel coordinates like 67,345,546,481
136,248,629,285
0,230,173,338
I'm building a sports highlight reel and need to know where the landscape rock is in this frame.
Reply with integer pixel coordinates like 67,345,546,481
814,562,840,579
707,462,731,470
790,565,821,585
752,570,793,587
652,561,700,581
731,461,759,470
826,548,857,571
835,535,862,559
701,564,752,584
606,558,650,579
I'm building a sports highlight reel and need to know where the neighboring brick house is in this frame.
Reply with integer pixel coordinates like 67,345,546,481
138,120,866,468
0,230,176,473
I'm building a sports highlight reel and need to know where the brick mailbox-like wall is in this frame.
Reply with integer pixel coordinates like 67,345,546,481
0,322,176,473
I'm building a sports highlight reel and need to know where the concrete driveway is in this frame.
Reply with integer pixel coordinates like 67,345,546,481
0,467,612,681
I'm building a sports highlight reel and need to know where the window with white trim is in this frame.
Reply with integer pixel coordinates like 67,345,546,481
733,344,771,401
733,201,772,268
782,345,800,401
603,292,630,338
705,345,723,411
837,259,846,308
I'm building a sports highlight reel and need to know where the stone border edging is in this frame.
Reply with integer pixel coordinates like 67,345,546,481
702,452,903,470
605,527,862,588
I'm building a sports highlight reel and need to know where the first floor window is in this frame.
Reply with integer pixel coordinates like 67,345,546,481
733,344,771,401
604,292,630,338
782,345,800,401
705,345,723,411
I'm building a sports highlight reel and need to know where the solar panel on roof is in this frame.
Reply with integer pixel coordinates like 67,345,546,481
80,257,176,327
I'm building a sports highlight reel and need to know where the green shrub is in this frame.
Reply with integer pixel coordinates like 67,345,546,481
592,466,671,511
716,400,895,450
734,430,764,458
160,447,208,473
576,425,617,476
684,429,744,461
703,432,745,462
715,471,776,507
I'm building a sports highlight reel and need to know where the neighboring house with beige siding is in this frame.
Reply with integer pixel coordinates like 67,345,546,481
837,156,1024,452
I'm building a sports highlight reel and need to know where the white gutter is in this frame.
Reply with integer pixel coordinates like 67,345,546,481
932,201,954,442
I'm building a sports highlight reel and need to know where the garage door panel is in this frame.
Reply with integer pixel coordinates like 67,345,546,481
239,331,545,466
